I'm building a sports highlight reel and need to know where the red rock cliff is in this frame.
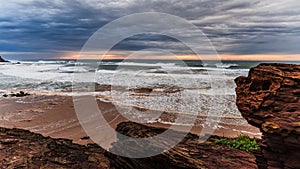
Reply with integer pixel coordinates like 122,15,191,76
235,63,300,169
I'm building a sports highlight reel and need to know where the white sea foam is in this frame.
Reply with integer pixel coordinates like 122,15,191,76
0,60,251,125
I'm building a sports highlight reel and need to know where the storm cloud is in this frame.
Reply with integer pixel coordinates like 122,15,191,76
1,0,300,60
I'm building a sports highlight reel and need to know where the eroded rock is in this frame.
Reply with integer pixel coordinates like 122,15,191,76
235,63,300,168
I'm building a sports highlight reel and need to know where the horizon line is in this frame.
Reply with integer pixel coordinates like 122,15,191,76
13,58,300,62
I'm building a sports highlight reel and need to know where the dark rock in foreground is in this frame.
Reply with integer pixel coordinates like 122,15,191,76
235,63,300,168
0,56,8,62
0,127,112,169
109,122,258,169
0,122,258,168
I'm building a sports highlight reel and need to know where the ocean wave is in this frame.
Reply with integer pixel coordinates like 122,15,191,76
215,63,239,68
0,60,250,124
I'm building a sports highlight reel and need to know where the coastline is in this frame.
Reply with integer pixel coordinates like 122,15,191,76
0,92,261,146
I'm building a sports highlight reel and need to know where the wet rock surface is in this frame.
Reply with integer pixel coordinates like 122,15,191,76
235,63,300,169
129,86,182,96
2,91,30,98
95,84,112,92
0,122,258,168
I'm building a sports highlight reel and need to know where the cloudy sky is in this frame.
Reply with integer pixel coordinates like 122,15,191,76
1,0,300,60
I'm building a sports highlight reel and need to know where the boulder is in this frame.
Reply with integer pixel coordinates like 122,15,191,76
0,56,8,62
235,63,300,168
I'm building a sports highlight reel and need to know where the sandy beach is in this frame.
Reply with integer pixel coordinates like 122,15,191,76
0,93,261,147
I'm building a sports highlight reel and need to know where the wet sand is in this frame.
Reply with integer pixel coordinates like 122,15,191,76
0,93,261,146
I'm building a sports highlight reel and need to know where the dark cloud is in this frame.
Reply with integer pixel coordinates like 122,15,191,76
110,34,194,56
1,0,300,60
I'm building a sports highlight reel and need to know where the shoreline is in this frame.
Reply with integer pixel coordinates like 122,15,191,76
0,92,261,146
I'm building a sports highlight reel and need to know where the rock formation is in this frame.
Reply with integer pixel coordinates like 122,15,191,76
108,122,258,169
0,56,8,62
0,127,112,168
0,122,258,168
235,63,300,168
2,91,30,98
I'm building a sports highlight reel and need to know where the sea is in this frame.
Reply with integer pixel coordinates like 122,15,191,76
1,59,299,127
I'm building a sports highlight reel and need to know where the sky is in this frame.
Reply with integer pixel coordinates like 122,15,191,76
1,0,300,60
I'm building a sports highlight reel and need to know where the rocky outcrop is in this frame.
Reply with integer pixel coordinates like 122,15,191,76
108,122,258,169
235,63,300,168
0,127,112,168
0,56,8,62
2,91,30,97
0,122,258,168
